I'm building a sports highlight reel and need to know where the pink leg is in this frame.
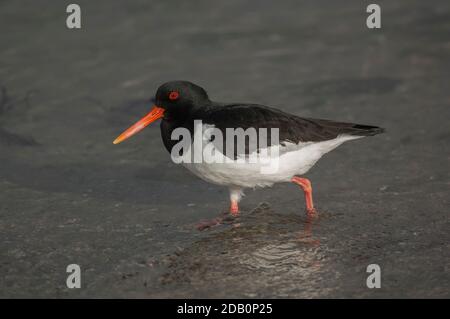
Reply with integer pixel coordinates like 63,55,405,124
230,199,239,217
229,187,242,217
291,176,316,215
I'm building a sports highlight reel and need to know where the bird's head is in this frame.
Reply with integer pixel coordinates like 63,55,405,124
113,81,209,144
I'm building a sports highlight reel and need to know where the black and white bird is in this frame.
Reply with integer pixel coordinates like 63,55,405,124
114,81,383,224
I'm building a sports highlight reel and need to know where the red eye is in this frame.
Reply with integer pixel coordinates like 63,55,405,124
168,91,179,101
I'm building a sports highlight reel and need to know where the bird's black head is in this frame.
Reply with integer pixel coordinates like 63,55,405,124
113,81,209,144
155,81,209,120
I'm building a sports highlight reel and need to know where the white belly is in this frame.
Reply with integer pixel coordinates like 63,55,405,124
178,135,361,188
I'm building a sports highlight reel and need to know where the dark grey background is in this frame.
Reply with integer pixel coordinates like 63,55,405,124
0,0,449,298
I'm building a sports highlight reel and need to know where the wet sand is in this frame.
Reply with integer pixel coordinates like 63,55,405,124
0,0,449,297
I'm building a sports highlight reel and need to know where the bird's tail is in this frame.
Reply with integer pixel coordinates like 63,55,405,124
345,124,385,137
309,118,385,137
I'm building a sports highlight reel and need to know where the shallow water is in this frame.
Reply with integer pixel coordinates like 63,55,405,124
0,0,449,297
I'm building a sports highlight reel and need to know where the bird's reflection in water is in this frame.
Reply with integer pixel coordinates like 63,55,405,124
194,203,321,247
162,203,328,296
295,213,321,246
239,207,324,274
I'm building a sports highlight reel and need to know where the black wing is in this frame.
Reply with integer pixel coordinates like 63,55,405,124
190,103,383,158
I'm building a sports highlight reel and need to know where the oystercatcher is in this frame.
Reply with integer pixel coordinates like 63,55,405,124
114,81,383,221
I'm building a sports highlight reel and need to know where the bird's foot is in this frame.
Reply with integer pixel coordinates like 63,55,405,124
306,207,318,216
195,217,223,231
195,211,238,231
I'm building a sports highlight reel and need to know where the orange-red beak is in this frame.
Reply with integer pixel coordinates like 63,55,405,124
113,106,165,145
